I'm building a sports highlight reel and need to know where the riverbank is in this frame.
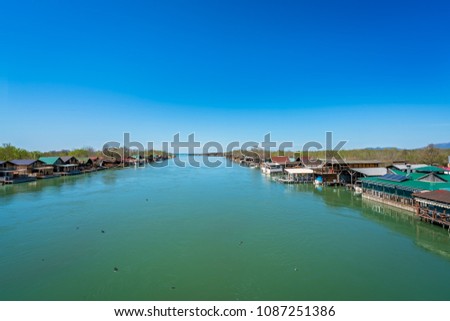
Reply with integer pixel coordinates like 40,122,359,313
1,156,450,300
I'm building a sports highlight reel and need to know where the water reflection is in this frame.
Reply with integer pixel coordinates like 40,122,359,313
0,179,64,204
321,187,363,209
0,171,106,204
361,198,450,259
287,183,450,261
101,170,119,185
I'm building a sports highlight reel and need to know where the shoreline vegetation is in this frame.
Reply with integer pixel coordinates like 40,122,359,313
0,143,173,162
201,144,450,166
1,143,449,167
0,143,175,185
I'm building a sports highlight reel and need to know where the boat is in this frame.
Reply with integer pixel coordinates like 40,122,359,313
240,156,255,167
314,176,323,185
354,181,363,194
275,176,295,184
260,162,283,175
3,175,37,184
249,162,259,169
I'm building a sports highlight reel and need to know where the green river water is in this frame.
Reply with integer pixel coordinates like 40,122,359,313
1,156,450,300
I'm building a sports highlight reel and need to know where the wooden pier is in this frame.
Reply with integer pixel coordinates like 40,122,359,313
416,207,450,229
413,190,450,229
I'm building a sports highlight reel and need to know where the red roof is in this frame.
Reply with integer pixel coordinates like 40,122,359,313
271,156,290,164
413,190,450,205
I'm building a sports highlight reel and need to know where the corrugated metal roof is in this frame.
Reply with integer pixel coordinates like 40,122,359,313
413,190,450,204
285,168,314,174
392,164,428,171
417,173,447,183
39,157,62,165
10,159,39,166
344,160,382,164
389,168,426,180
271,156,290,164
322,159,381,165
350,167,387,176
361,174,450,191
0,161,15,167
60,156,76,163
415,166,444,173
389,168,407,175
379,174,408,182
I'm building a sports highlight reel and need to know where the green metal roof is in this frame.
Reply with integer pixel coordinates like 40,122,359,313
408,172,430,180
39,157,62,165
415,166,445,173
389,168,405,175
389,168,428,180
361,173,450,192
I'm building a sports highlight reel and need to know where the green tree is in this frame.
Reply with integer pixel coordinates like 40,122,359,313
421,144,441,165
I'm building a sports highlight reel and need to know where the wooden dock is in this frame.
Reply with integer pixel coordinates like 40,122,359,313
417,208,450,229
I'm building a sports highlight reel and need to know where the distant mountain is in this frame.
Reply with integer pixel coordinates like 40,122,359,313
433,143,450,149
363,143,450,150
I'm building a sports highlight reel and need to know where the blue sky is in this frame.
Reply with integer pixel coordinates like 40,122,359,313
1,0,449,151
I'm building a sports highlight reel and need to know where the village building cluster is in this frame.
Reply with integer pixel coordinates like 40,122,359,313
0,154,169,184
234,155,450,229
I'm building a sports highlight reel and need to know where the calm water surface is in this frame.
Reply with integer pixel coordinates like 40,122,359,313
1,156,450,300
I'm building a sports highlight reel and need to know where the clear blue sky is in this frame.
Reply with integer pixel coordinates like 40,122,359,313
1,0,449,151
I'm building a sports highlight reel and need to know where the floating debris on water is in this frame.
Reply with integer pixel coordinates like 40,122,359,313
294,267,298,271
239,241,244,246
101,230,105,234
146,198,149,202
113,267,119,272
171,286,176,290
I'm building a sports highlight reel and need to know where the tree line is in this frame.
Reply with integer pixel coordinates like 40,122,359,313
0,143,100,161
228,144,450,166
2,143,449,166
0,143,170,162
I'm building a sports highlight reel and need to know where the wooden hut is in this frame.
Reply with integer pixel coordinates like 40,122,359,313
38,157,64,177
76,157,94,170
55,156,80,175
271,156,290,168
0,161,15,170
10,159,45,175
0,161,16,183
